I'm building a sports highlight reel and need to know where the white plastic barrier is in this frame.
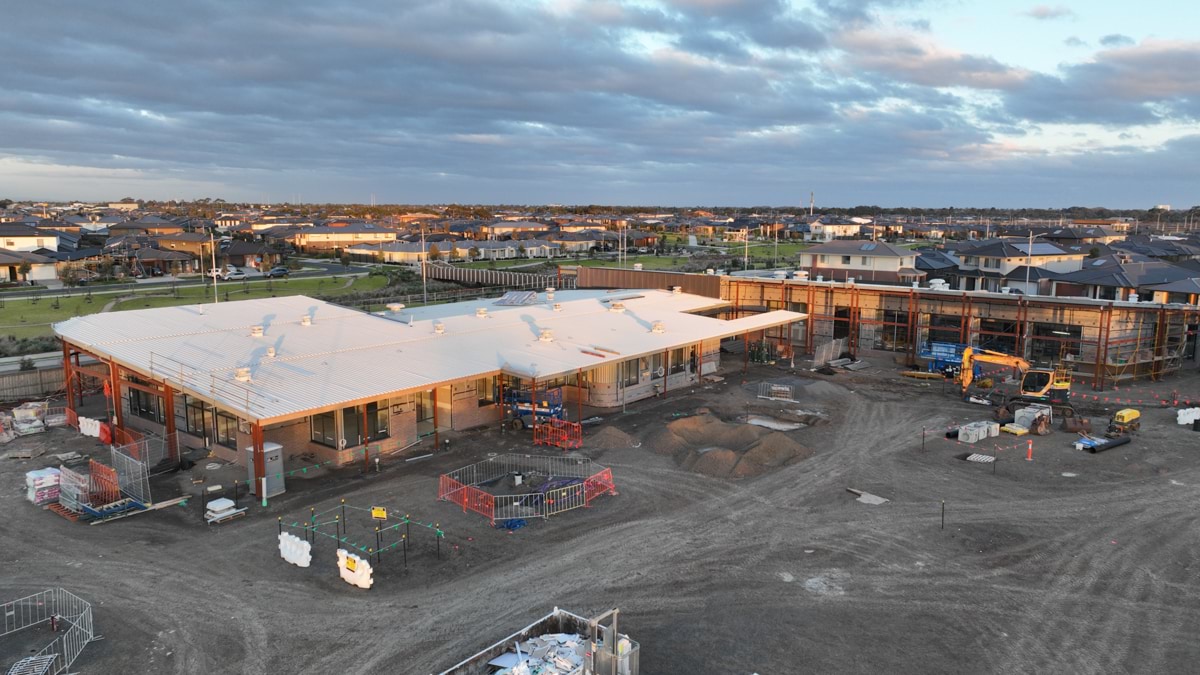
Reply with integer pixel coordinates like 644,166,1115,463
78,416,101,438
278,533,312,568
1177,408,1200,425
336,549,374,589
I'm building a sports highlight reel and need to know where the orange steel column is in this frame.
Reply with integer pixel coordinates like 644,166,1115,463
109,362,123,429
363,406,370,471
432,388,439,449
576,368,583,421
163,385,177,461
62,341,74,417
662,349,669,395
251,422,265,492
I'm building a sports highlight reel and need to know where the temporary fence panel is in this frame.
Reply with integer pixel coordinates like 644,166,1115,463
57,465,89,514
757,382,797,402
109,447,152,505
533,419,583,449
87,460,120,506
64,408,79,430
1,588,95,675
544,481,587,517
493,493,543,522
583,468,617,505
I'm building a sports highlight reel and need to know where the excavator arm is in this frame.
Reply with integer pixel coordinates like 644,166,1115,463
959,347,1031,393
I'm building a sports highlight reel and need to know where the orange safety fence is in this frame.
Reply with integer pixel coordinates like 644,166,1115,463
111,426,145,459
88,460,120,505
533,418,583,449
438,474,495,522
583,468,616,505
65,408,79,430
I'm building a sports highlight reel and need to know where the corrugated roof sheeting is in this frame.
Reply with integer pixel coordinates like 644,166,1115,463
55,292,802,423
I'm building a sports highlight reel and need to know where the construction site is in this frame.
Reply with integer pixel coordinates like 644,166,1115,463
3,274,1200,673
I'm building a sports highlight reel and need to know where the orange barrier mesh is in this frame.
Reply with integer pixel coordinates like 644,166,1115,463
583,468,616,505
533,418,583,449
88,460,120,505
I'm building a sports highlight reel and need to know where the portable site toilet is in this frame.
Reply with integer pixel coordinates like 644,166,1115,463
246,442,285,497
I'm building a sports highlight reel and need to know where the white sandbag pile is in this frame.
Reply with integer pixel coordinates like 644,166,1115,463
1177,408,1200,425
12,402,47,436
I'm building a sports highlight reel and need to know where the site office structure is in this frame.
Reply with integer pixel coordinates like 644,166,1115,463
54,290,802,485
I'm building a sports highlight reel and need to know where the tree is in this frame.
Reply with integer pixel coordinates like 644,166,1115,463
427,244,441,261
469,246,481,262
340,252,351,269
0,199,11,210
1088,246,1101,258
60,267,81,288
17,261,31,284
517,243,527,258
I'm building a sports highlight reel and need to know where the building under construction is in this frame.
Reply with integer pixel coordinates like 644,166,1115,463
573,268,1200,392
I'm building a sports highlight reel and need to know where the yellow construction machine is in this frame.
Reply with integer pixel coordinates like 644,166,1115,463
958,347,1077,418
1105,408,1141,438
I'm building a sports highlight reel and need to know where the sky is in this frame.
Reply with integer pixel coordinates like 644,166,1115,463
1,0,1198,208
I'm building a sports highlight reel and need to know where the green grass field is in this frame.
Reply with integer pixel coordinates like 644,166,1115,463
0,275,387,340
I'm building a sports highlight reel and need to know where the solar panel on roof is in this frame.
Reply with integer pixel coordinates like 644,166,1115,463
860,243,877,251
494,291,539,306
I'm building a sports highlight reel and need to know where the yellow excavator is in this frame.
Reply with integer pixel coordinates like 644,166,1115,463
958,347,1076,418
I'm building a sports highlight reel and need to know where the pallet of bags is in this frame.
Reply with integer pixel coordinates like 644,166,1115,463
26,467,61,506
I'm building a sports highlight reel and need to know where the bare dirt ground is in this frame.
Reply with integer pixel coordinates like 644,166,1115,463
3,353,1200,674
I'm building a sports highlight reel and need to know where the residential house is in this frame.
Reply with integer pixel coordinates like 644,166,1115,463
221,241,282,271
952,239,1085,293
804,217,862,242
291,222,398,252
797,240,925,285
0,249,57,284
1051,255,1198,301
0,224,58,252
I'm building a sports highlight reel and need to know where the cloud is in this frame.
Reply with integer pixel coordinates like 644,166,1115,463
1023,5,1075,20
1001,39,1200,124
836,29,1030,90
1100,33,1135,47
1063,36,1087,48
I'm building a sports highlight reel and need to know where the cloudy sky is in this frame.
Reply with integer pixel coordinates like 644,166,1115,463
3,1,1198,208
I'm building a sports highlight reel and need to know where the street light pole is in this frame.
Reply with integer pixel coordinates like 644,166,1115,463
210,230,219,303
420,224,428,304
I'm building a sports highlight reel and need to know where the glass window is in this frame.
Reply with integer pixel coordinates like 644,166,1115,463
181,395,210,438
622,359,639,387
841,256,851,264
366,400,388,441
670,348,686,374
215,411,238,449
311,411,336,447
861,256,869,265
127,388,164,424
649,353,664,379
342,406,361,446
476,377,496,406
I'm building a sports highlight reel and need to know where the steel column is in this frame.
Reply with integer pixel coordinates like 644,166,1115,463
251,422,265,490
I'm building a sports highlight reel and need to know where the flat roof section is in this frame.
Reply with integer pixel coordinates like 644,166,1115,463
54,291,802,424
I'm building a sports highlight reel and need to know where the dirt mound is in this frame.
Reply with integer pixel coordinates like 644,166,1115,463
644,426,688,457
690,448,739,478
588,426,637,449
732,433,813,478
667,414,765,448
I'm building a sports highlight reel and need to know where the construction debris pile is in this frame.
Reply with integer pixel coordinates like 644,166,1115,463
487,632,611,675
26,467,61,506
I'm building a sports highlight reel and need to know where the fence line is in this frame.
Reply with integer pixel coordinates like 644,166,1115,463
423,263,576,290
812,337,848,366
1,588,96,675
438,454,616,524
110,446,152,505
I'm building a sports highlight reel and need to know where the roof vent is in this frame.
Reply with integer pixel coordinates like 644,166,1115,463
671,286,682,295
633,263,643,271
553,303,563,312
651,320,665,334
386,303,405,312
476,307,489,318
539,329,554,342
266,346,277,358
545,287,555,301
250,325,264,337
300,315,312,326
610,302,626,313
235,367,251,382
434,321,445,335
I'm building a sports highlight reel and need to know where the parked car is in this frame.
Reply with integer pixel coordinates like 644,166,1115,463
264,266,290,278
222,269,246,281
205,268,223,279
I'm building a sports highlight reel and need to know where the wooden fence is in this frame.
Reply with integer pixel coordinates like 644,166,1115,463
0,366,65,402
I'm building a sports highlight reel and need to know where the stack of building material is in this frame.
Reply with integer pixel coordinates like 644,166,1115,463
1015,404,1053,428
25,467,61,505
956,421,1000,444
11,402,47,436
1177,408,1200,426
204,497,246,524
1001,423,1029,436
490,633,587,675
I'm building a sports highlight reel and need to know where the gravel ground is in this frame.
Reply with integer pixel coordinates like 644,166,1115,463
3,354,1200,674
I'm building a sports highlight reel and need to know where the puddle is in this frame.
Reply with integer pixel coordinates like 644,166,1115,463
744,415,805,431
803,575,845,596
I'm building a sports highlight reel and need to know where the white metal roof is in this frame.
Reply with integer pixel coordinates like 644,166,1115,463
54,291,802,423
